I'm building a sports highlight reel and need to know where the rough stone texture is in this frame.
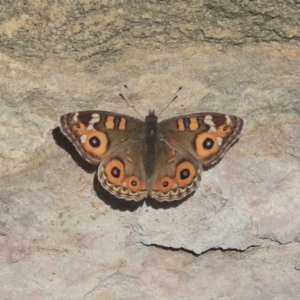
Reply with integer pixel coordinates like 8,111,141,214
1,1,300,300
1,1,300,64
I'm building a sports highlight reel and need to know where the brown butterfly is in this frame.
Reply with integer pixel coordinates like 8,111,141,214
60,110,243,202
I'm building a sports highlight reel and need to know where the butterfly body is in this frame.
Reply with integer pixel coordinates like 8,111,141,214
60,110,243,202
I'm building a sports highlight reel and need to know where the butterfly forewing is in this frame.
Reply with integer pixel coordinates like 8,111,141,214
159,112,244,168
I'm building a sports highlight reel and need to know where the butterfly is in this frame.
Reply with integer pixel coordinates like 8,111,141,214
59,109,243,202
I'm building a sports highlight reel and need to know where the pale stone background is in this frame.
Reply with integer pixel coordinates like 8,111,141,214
1,1,300,299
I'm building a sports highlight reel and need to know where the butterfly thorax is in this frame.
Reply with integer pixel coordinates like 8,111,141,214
145,111,158,143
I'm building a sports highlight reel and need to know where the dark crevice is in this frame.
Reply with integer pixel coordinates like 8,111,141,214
258,236,293,246
141,242,261,257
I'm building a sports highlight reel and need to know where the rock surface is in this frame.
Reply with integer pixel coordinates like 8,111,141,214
1,1,300,299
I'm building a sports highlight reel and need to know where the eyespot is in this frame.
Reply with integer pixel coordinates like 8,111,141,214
175,161,196,187
195,132,220,158
89,136,100,148
154,176,176,193
105,159,125,185
70,121,109,158
73,121,85,134
83,131,108,157
203,138,214,150
111,166,121,178
217,124,232,136
180,168,190,180
124,175,146,192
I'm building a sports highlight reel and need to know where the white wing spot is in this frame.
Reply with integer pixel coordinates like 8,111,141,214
90,117,100,124
217,137,223,145
87,124,94,130
73,113,79,122
225,115,232,125
88,114,100,128
80,134,87,144
204,115,216,131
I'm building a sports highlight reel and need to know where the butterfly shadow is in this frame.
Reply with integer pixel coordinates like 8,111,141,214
93,176,144,211
52,126,98,174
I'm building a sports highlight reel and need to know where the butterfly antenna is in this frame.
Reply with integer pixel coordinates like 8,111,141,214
124,85,148,114
119,92,144,119
157,87,182,117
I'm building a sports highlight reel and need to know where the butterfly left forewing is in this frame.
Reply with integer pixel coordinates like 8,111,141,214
59,110,143,164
